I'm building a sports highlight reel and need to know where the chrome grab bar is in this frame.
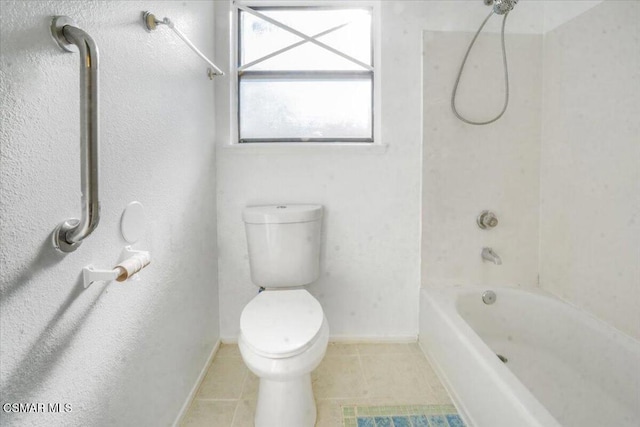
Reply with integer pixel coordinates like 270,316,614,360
50,16,100,253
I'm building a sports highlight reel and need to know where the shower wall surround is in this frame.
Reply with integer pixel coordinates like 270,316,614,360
0,2,219,426
421,0,638,340
422,30,543,289
540,1,640,340
419,1,549,293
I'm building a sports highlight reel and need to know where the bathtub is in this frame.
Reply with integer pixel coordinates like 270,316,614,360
418,286,640,427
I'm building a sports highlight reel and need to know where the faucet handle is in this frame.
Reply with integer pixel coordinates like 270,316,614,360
477,210,498,229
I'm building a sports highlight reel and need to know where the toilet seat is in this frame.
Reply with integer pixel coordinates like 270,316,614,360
240,289,324,359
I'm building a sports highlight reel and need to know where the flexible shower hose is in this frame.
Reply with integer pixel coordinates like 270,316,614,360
451,11,510,125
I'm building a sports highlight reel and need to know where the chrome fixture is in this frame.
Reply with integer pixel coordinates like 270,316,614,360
481,247,502,265
482,290,497,304
50,16,100,253
451,0,519,125
492,0,519,15
477,210,499,229
142,11,224,80
482,0,519,15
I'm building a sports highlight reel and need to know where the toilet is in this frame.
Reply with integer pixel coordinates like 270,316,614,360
238,204,329,427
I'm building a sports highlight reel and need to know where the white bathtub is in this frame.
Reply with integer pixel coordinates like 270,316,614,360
418,286,640,427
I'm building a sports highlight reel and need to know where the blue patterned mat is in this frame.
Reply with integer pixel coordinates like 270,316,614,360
342,404,466,427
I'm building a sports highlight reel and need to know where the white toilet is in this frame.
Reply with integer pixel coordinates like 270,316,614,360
239,204,329,427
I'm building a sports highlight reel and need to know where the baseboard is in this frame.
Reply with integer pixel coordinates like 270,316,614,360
220,335,418,344
172,340,220,427
328,335,418,343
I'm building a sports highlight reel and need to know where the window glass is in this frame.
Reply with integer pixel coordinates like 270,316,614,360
237,6,375,143
240,78,372,141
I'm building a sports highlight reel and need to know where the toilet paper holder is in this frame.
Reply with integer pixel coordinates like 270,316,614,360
82,246,151,288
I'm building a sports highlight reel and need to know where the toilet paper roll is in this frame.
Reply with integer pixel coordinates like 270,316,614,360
115,252,150,282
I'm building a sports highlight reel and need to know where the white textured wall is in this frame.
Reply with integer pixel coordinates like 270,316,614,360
0,2,218,426
540,1,640,339
422,30,542,289
542,1,604,33
215,1,417,341
386,0,544,35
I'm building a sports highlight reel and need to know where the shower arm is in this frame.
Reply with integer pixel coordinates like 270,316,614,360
50,16,100,253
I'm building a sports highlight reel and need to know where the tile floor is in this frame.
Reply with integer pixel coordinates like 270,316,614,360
181,343,454,427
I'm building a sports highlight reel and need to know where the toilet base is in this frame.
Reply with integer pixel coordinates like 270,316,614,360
255,374,316,427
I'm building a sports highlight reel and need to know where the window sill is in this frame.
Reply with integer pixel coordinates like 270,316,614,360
220,142,389,154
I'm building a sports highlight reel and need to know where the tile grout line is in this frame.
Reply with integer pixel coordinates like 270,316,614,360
355,345,370,411
229,367,250,427
228,400,241,427
414,350,438,398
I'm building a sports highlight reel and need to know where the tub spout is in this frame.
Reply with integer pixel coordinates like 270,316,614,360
482,247,502,265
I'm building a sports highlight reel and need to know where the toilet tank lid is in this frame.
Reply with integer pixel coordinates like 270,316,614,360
243,204,323,224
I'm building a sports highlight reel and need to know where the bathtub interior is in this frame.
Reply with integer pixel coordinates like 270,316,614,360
454,288,640,426
420,287,563,427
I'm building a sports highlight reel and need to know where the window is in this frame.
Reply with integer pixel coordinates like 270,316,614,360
234,3,377,143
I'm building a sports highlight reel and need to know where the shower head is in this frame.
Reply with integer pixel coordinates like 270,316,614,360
492,0,518,15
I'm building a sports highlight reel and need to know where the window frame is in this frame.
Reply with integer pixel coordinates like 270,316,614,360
229,0,382,146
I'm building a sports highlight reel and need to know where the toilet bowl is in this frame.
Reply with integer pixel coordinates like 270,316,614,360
239,205,328,427
239,289,329,427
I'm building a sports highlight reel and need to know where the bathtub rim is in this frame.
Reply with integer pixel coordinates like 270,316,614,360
434,284,640,349
419,285,564,427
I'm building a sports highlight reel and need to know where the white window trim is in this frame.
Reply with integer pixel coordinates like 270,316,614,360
227,0,383,149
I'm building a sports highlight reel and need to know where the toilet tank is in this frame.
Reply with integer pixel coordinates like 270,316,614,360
243,205,323,288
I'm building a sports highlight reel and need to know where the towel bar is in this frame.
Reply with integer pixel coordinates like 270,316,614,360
142,11,224,80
